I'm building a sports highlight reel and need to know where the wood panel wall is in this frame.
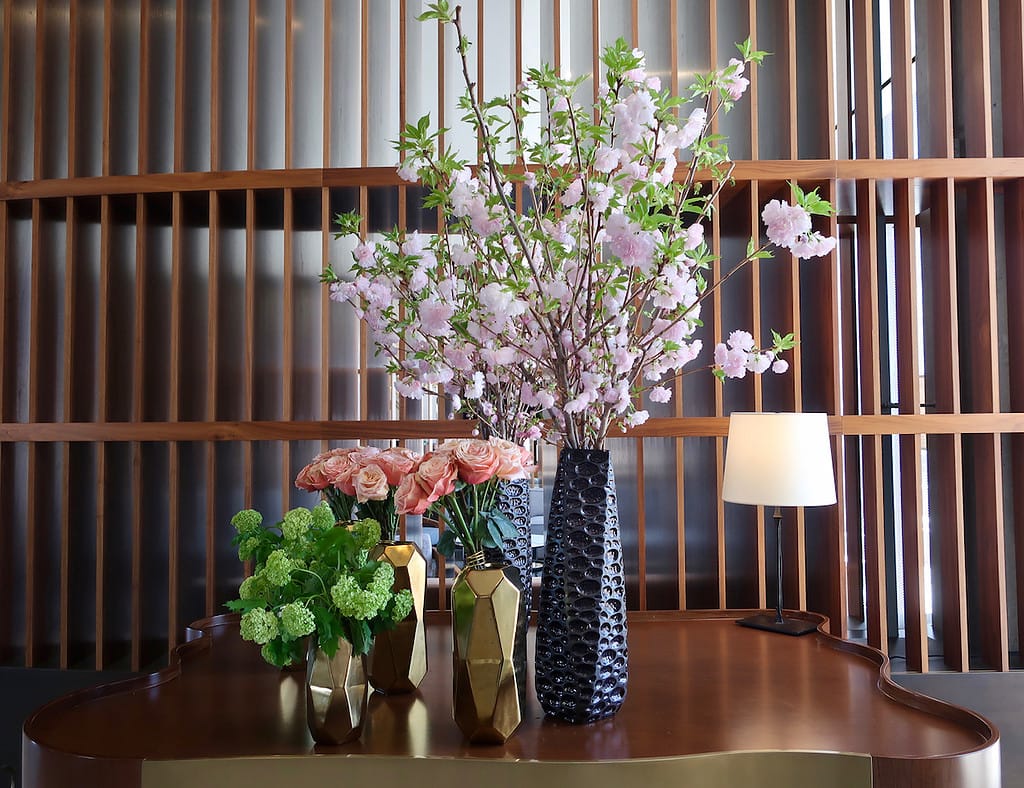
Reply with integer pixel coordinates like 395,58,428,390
1,0,1023,673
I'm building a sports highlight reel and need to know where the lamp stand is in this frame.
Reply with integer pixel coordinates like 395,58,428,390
737,507,818,636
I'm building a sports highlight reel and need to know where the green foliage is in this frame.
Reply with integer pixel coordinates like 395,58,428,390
790,181,834,217
226,508,409,666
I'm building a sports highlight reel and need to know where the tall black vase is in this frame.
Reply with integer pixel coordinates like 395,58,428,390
484,478,533,612
534,448,628,723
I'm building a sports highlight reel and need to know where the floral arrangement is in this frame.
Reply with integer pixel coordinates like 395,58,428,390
395,437,535,560
295,445,422,541
227,504,414,665
321,2,836,450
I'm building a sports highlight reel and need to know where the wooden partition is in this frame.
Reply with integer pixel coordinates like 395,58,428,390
1,0,1023,673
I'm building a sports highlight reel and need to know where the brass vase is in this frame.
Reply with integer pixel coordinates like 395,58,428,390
367,540,428,693
305,637,369,745
451,552,526,744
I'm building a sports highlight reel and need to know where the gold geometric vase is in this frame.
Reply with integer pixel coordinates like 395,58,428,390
367,540,428,694
305,637,369,745
451,553,526,744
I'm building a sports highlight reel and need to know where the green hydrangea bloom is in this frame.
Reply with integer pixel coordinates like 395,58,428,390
351,518,382,551
261,643,277,664
281,507,313,541
237,536,261,561
238,574,268,601
369,562,395,594
263,550,294,587
311,501,335,531
231,509,263,537
280,602,316,638
389,589,414,622
330,575,388,620
240,608,279,645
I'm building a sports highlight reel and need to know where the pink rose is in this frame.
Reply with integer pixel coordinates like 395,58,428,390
295,458,331,491
414,453,458,501
355,465,390,503
451,439,502,485
374,447,422,486
323,453,361,496
489,438,536,480
395,474,432,516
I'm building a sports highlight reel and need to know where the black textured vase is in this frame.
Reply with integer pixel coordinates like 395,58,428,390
484,478,533,612
534,448,628,723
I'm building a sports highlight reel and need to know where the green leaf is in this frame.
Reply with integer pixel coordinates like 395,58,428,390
436,528,459,558
225,598,267,613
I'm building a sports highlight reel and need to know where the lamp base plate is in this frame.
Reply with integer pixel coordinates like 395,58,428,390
736,613,819,637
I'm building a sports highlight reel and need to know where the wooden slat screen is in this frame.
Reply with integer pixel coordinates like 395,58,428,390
1,0,1024,673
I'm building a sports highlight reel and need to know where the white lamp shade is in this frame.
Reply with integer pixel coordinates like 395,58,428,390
721,412,837,507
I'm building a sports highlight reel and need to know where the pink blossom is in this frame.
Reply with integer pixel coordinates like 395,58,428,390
353,241,376,262
623,90,656,126
649,386,672,403
714,343,748,378
418,299,454,337
772,358,789,374
329,281,357,303
645,75,662,91
409,269,429,292
535,390,555,410
451,245,475,268
624,67,647,83
445,347,474,372
719,58,750,100
745,352,771,374
727,330,755,352
658,154,677,185
551,95,570,113
684,222,704,251
561,178,584,207
450,180,481,217
469,204,502,236
589,183,613,213
762,200,812,248
624,410,650,427
788,232,838,259
401,232,426,256
552,143,572,166
593,145,621,173
395,377,425,399
680,107,707,148
397,163,419,182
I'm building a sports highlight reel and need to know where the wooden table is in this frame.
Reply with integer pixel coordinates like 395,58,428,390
22,611,999,788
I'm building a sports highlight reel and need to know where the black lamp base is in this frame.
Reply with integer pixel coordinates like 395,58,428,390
736,613,819,636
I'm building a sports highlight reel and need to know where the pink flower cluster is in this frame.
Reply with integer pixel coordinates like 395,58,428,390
713,330,789,380
295,446,421,504
395,438,535,516
761,200,838,260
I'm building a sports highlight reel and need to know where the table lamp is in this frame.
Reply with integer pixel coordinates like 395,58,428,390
722,412,837,636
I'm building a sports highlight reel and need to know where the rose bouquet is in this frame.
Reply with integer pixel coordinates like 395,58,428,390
322,2,837,450
394,437,535,561
227,504,414,665
295,445,422,540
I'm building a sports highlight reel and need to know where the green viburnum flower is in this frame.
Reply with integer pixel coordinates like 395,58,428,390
389,588,414,622
231,509,263,537
237,536,261,561
369,562,395,595
238,574,268,601
351,518,382,551
261,643,277,663
281,507,313,541
240,608,279,645
331,575,388,620
263,550,294,586
280,602,316,638
311,501,335,531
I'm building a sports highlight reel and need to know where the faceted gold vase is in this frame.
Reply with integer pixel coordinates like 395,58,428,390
367,541,428,694
451,558,526,744
305,638,369,745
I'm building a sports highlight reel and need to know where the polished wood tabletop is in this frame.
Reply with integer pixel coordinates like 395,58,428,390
23,610,999,788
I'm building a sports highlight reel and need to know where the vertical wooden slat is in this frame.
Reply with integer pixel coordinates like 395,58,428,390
320,1,331,449
32,0,44,180
58,198,74,668
68,0,79,178
0,0,13,182
893,178,926,672
26,200,41,667
284,0,293,170
999,0,1024,677
856,179,886,654
747,0,758,160
712,194,726,610
852,0,876,160
139,0,150,175
591,0,599,108
130,194,146,670
167,192,182,654
102,0,112,172
359,0,369,423
927,178,969,671
750,183,765,610
210,0,221,172
244,189,255,507
94,195,111,669
781,0,797,159
282,189,294,508
966,178,1008,671
173,0,185,173
552,0,561,75
247,0,257,172
205,191,219,616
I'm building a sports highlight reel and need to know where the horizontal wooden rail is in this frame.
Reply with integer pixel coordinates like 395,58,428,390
2,413,1024,443
5,159,1024,200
